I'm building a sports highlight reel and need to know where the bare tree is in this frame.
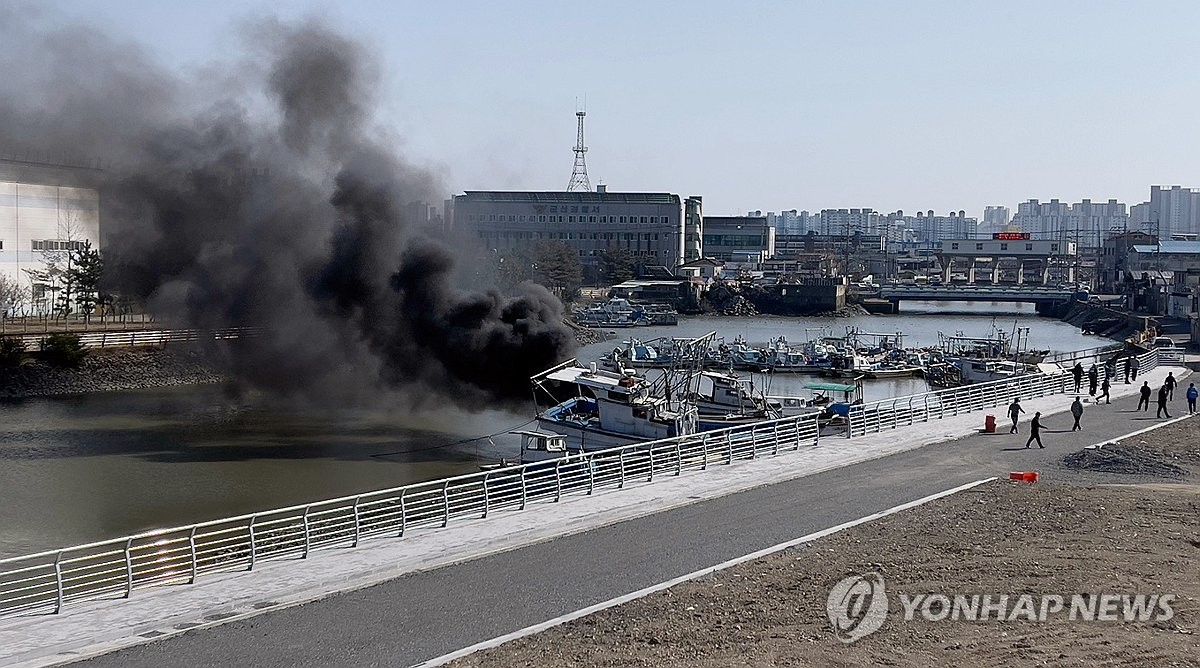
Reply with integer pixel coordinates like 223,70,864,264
0,274,30,319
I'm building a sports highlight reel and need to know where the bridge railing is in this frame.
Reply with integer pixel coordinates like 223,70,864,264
0,413,822,619
0,348,1163,620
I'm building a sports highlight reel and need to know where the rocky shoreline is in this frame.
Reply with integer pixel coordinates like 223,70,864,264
0,347,225,400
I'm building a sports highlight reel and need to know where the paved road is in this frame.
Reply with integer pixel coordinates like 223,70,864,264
81,383,1190,668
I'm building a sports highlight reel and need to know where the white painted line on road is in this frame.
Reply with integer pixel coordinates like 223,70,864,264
412,475,998,668
1091,411,1196,447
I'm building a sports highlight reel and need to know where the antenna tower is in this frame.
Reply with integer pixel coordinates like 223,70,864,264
567,110,591,192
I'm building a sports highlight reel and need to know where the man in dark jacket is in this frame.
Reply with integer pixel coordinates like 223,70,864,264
1165,372,1178,401
1072,362,1084,392
1098,377,1111,404
1008,398,1025,434
1157,384,1172,418
1070,397,1084,431
1138,382,1152,411
1025,412,1045,449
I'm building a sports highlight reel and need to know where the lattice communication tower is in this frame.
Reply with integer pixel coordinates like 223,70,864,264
566,110,591,192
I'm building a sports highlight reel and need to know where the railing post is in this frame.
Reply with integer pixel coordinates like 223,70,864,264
520,468,528,508
189,527,198,583
124,538,134,598
701,434,709,469
750,426,759,458
247,516,257,571
772,423,780,456
352,496,362,547
442,482,450,528
398,489,407,537
53,551,64,614
482,473,491,518
813,415,820,446
727,434,734,463
647,449,654,482
907,397,915,425
555,461,563,501
587,455,595,495
302,506,311,558
618,450,626,488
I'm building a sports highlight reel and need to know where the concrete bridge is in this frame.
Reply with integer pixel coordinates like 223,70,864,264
878,284,1081,311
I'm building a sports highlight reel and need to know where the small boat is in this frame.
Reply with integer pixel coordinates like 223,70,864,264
573,298,651,328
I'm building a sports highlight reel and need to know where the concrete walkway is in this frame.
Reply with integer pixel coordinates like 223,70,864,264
0,365,1189,667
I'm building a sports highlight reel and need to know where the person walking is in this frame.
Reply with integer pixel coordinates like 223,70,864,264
1165,372,1177,401
1072,362,1084,392
1138,381,1152,411
1187,383,1198,415
1008,398,1025,433
1123,356,1131,384
1070,397,1084,431
1087,364,1099,397
1132,355,1141,381
1098,377,1111,404
1025,412,1045,449
1157,384,1172,418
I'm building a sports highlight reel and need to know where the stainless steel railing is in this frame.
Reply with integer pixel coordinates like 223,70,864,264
0,413,822,618
4,327,260,352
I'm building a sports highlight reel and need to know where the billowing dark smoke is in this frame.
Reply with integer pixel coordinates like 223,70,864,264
0,14,576,407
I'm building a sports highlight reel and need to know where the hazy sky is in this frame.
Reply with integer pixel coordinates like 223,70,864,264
33,1,1200,217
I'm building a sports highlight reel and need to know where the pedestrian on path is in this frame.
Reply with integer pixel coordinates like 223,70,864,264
1165,372,1177,401
1025,412,1045,449
1157,384,1172,418
1132,355,1141,381
1070,397,1084,431
1138,382,1152,411
1087,364,1099,397
1072,362,1084,392
1008,398,1024,433
1187,383,1197,415
1098,377,1111,404
1123,357,1131,384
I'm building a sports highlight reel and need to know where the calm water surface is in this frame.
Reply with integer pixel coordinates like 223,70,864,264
0,302,1108,557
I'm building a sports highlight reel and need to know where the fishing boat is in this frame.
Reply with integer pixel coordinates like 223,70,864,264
573,298,651,328
532,360,699,451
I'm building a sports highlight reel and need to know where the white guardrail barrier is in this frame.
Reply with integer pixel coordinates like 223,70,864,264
5,328,259,352
0,348,1169,618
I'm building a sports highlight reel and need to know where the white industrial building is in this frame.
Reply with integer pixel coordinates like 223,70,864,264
0,160,102,315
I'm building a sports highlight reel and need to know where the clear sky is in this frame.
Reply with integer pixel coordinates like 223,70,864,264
30,1,1200,217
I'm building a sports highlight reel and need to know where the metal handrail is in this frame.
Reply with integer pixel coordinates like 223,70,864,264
1,327,262,352
0,347,1158,619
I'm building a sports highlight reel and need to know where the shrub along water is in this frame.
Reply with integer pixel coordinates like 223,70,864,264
39,334,88,368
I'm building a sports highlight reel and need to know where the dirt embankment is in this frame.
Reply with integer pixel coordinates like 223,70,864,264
0,347,224,399
453,420,1200,667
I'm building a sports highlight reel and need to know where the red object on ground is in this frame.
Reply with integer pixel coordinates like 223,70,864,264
1009,472,1024,481
1023,471,1039,483
1009,471,1040,483
984,415,996,433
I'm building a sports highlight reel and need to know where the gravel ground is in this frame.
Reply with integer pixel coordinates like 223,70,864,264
451,423,1200,668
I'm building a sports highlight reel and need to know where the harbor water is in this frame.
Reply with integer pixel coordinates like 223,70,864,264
0,302,1109,558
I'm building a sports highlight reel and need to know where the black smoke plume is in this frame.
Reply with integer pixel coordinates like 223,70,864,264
0,14,576,407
